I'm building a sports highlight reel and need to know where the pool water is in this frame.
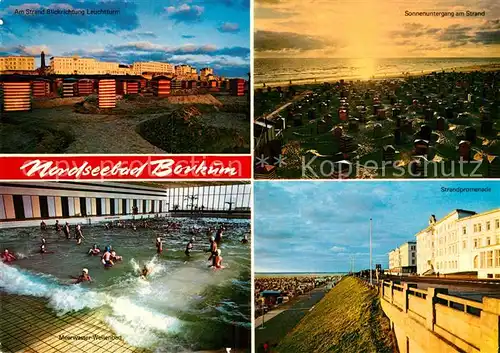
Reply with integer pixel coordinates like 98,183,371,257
0,217,251,352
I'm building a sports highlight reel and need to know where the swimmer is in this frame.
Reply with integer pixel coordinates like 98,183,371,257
74,268,92,283
88,244,100,256
55,220,62,232
156,237,163,254
215,227,224,245
75,225,84,245
40,238,47,253
101,247,114,267
63,222,70,239
1,249,16,263
241,234,249,244
40,220,47,230
110,250,122,261
185,237,194,257
207,237,218,266
209,249,224,269
139,264,151,279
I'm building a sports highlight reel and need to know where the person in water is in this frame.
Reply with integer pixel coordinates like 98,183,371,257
207,237,218,266
63,222,70,239
241,234,249,244
40,221,47,230
156,237,163,254
209,249,224,269
40,238,47,253
75,268,92,283
55,220,61,232
88,244,100,256
140,265,151,279
101,247,114,267
110,250,122,262
1,249,16,263
185,237,194,257
75,225,84,245
214,227,224,245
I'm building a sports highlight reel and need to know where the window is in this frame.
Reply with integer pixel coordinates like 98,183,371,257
496,250,500,267
496,219,499,229
474,239,478,248
474,224,477,232
487,251,493,268
487,221,491,230
463,227,467,235
474,255,479,269
480,252,486,269
487,237,491,246
479,224,482,232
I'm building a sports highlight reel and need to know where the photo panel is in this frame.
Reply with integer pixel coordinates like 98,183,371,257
0,181,251,352
253,0,500,179
253,180,500,352
0,0,250,154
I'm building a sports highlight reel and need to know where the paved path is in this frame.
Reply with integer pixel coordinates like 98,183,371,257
0,293,149,353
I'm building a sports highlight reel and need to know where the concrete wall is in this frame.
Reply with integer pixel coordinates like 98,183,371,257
380,280,500,353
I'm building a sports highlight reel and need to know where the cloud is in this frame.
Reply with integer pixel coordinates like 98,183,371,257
331,246,346,252
255,7,297,19
124,31,158,39
165,4,204,23
0,44,51,56
391,23,440,38
472,29,500,44
218,22,240,33
2,1,139,35
254,30,328,52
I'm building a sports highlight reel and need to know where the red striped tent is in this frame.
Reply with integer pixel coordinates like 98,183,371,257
98,79,116,109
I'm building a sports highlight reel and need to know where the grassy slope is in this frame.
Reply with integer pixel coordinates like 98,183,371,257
276,277,395,353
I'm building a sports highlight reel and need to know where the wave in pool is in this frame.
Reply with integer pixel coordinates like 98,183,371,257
0,261,182,349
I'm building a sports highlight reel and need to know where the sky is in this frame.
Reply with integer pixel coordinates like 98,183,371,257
254,181,500,273
255,0,500,58
0,0,250,77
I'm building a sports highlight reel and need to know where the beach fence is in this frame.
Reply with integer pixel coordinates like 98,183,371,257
62,78,77,98
2,78,31,112
229,79,245,96
32,78,50,98
152,76,172,97
77,79,94,96
98,79,116,109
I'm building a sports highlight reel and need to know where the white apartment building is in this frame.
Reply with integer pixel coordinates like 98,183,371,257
388,241,417,274
200,67,214,78
0,56,36,73
415,209,500,279
48,56,175,76
131,62,174,75
175,64,197,78
48,56,122,75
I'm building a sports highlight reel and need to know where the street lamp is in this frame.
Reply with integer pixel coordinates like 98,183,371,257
370,218,373,286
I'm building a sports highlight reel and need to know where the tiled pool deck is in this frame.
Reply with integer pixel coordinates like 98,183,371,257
0,293,150,353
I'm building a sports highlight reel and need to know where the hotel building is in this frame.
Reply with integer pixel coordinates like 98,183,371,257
388,241,417,274
175,64,198,78
415,209,500,279
131,61,175,75
200,67,214,78
0,56,36,73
